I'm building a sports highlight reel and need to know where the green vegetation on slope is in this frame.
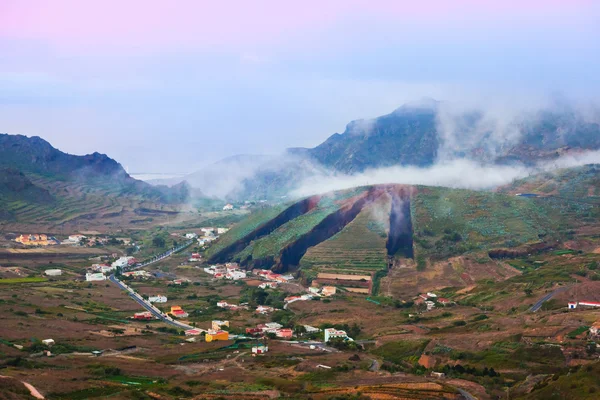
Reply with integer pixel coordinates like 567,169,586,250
412,185,597,259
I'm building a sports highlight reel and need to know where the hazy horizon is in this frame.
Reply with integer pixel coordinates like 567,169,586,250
2,0,600,173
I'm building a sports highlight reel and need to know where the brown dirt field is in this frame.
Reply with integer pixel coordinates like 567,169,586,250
346,287,369,293
382,255,520,299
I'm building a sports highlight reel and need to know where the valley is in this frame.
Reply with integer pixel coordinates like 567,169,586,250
2,164,600,399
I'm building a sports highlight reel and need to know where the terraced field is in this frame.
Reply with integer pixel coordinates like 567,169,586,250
0,174,189,232
300,193,390,272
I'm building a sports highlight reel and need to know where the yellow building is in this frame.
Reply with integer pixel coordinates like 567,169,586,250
15,234,53,246
205,330,229,342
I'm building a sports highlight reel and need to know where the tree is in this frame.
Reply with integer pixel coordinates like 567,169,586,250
294,325,307,336
152,236,166,248
524,288,533,297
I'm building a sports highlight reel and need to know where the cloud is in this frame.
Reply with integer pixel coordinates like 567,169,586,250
290,150,600,198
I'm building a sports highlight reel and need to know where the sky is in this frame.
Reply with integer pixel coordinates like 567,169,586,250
1,0,599,173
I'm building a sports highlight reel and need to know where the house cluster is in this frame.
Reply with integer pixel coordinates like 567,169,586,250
15,234,59,246
245,322,292,339
203,263,246,280
414,292,452,310
253,269,294,283
216,301,248,311
193,227,227,247
184,320,230,342
259,282,278,289
568,301,600,310
169,306,189,318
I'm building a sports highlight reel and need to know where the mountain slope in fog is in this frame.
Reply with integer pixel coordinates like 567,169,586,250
226,101,600,200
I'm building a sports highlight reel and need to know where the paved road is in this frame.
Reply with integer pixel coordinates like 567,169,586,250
109,274,193,330
530,285,571,312
131,240,194,270
457,388,477,400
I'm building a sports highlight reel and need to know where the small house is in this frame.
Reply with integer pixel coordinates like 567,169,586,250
223,204,234,211
324,328,350,342
568,301,578,309
321,286,337,297
134,311,153,320
85,272,106,282
275,328,293,339
205,330,229,342
252,345,268,354
148,295,167,303
42,339,55,346
185,329,204,336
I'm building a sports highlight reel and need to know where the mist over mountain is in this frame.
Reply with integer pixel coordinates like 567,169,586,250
180,99,600,200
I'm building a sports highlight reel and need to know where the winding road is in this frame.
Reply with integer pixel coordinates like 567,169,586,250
530,285,571,312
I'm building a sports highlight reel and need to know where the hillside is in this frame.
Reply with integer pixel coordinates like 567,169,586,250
499,163,600,198
208,176,599,281
0,134,192,230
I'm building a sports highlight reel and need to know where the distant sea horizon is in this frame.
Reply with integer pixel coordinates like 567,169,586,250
130,172,188,182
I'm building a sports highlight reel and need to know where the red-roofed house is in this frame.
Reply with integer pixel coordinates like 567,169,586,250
275,328,293,339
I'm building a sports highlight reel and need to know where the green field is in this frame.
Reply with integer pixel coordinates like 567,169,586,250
0,277,48,284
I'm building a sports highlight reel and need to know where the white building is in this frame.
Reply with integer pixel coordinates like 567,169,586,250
217,228,229,234
100,265,117,274
86,272,106,282
45,269,62,276
226,270,246,280
324,328,352,342
185,233,198,239
303,325,320,334
223,204,234,211
111,257,130,269
259,282,278,289
41,339,55,346
148,295,167,303
252,345,268,354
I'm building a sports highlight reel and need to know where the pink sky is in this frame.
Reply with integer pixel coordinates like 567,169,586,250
1,0,594,52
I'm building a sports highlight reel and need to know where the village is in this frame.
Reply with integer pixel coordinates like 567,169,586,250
2,224,600,400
